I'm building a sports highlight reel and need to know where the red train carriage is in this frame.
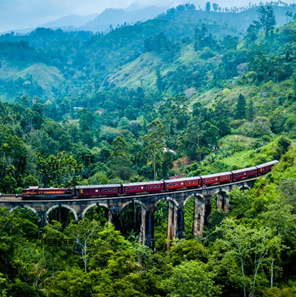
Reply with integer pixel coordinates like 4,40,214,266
184,176,202,188
22,187,73,199
201,173,220,186
164,178,186,191
75,184,121,197
256,160,278,174
232,166,258,181
218,172,233,183
200,172,232,186
122,182,147,194
22,186,39,197
145,181,164,192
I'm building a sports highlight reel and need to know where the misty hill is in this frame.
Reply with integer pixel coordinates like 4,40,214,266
0,3,295,102
80,6,169,32
39,14,99,30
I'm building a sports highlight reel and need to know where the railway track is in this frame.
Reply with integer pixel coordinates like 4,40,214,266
0,177,259,203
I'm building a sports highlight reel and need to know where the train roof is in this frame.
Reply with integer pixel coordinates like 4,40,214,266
201,172,232,179
231,166,258,174
164,177,186,183
75,184,121,189
24,187,72,190
256,160,278,168
183,176,201,181
122,181,163,186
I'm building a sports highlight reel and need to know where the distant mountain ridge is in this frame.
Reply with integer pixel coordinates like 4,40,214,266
1,4,168,34
39,14,99,30
80,6,169,32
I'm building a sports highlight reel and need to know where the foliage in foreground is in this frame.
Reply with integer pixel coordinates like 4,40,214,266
0,146,296,296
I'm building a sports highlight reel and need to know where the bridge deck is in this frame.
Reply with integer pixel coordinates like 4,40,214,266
0,177,258,203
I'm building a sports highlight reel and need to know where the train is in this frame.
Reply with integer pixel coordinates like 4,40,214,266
21,160,278,200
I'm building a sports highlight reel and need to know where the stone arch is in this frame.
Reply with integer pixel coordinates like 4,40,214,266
212,187,230,196
46,204,78,223
10,205,38,217
220,188,230,195
82,202,109,219
239,184,250,190
122,200,147,211
184,193,204,206
154,196,179,208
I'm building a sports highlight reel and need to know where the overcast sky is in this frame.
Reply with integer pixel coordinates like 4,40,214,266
0,0,296,32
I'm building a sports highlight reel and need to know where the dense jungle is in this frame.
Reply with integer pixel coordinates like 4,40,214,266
1,1,296,296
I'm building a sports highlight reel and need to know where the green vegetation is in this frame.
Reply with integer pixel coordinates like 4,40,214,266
0,146,296,296
1,3,296,296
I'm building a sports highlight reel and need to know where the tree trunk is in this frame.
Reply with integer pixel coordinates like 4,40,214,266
240,258,247,297
271,259,274,288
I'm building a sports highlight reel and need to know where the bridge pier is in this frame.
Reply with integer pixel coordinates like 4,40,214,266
217,195,223,211
167,201,177,251
145,209,154,250
177,206,185,239
139,206,146,245
224,197,230,212
110,207,122,231
193,195,205,238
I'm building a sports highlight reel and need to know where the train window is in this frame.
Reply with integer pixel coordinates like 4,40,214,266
137,187,139,189
95,190,98,192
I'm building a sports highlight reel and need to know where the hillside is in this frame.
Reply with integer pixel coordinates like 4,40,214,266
2,3,296,297
0,2,296,188
0,3,295,102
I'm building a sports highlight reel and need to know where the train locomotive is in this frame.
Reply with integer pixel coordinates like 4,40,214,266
21,160,278,200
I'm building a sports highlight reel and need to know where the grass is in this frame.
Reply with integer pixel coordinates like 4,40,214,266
106,52,161,89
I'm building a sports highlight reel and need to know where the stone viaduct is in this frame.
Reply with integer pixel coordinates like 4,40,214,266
0,179,256,251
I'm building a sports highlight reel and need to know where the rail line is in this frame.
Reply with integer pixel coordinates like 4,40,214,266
0,177,259,203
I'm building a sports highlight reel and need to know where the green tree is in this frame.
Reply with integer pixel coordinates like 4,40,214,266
212,3,219,11
236,94,246,119
161,261,221,297
212,218,283,297
142,119,166,180
109,137,133,180
156,68,164,93
65,219,102,272
257,5,276,39
247,99,255,121
23,174,39,188
78,108,94,132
